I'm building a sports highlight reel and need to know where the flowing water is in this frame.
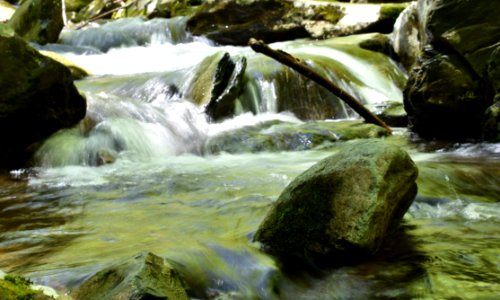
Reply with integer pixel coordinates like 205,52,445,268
1,17,499,299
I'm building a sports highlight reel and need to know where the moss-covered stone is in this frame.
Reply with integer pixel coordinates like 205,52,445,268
7,0,64,44
205,119,390,154
72,252,189,300
254,139,418,264
0,274,54,300
39,50,90,80
0,23,86,169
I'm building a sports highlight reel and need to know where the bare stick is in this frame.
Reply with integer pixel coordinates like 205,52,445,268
248,38,392,133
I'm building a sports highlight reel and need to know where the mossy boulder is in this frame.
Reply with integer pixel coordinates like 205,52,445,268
0,274,54,300
0,24,86,169
254,139,418,264
72,252,189,300
205,120,390,154
7,0,64,44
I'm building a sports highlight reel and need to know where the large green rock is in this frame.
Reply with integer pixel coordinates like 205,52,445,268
72,252,189,300
0,24,86,169
254,139,418,263
8,0,64,44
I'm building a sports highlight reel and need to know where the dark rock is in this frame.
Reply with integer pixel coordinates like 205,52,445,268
482,99,500,142
72,252,189,300
7,0,64,44
403,51,486,140
205,120,390,154
254,139,418,264
186,52,246,120
0,24,86,169
186,0,312,45
358,32,394,57
398,0,500,141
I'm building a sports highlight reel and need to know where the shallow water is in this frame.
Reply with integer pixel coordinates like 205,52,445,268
1,17,499,299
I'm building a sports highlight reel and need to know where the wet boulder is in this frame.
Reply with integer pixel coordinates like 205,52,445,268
398,0,500,141
7,0,64,44
0,24,86,169
72,252,189,300
186,52,247,121
254,139,418,264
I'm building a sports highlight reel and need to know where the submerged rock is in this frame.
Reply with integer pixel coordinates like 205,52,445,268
72,252,189,300
8,0,64,44
205,120,390,154
0,24,86,169
254,139,418,264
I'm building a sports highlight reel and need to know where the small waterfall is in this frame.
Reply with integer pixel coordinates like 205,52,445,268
36,18,407,167
59,16,195,52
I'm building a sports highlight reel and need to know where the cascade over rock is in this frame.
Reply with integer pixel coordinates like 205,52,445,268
72,252,189,300
0,24,86,169
186,52,247,121
254,139,418,264
7,0,64,44
396,0,500,141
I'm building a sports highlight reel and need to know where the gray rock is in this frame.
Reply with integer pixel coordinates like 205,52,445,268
8,0,64,44
254,139,418,263
0,24,86,169
72,252,189,300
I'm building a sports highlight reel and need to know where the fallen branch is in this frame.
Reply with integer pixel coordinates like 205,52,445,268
248,38,392,133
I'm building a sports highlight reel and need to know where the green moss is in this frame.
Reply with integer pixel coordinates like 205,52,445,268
0,275,51,300
379,3,408,21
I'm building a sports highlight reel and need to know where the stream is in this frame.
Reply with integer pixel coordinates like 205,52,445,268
0,17,499,299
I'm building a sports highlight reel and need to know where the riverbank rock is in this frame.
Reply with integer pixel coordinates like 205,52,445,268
396,0,500,141
7,0,64,44
254,139,418,264
0,24,86,169
72,252,189,300
186,0,407,45
205,120,390,154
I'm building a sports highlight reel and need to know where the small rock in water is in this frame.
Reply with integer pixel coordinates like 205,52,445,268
72,252,189,300
254,139,418,265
